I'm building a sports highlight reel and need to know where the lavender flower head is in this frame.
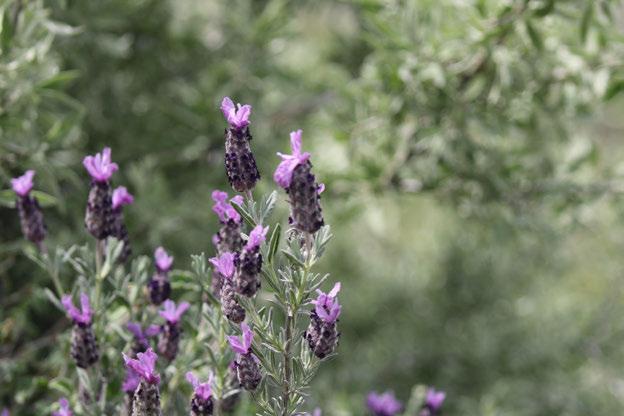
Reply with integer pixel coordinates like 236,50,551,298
112,186,134,210
227,322,253,355
274,130,311,189
52,398,72,416
209,252,235,279
123,348,160,385
211,190,242,224
366,391,402,416
186,372,214,401
246,225,268,251
11,170,47,246
154,247,173,272
11,170,35,197
312,282,341,323
423,388,446,414
159,300,190,325
123,367,141,393
221,97,251,131
127,322,160,354
61,293,92,325
83,147,118,182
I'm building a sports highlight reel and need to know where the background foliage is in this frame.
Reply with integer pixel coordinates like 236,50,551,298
2,0,624,414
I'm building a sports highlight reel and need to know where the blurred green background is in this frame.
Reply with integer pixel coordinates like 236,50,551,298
2,0,624,414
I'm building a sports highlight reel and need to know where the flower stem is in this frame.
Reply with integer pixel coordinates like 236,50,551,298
282,307,293,416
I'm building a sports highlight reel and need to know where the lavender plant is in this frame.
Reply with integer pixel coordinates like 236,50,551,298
9,96,340,415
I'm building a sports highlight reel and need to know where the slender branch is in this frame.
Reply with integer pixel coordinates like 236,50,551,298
282,308,293,416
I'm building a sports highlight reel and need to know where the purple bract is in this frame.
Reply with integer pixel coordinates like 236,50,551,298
61,293,92,325
274,130,311,189
366,391,402,416
112,186,134,210
11,170,35,197
312,282,341,323
159,299,190,324
209,252,235,279
227,322,253,355
154,247,173,272
246,224,269,251
83,147,118,182
123,348,160,384
221,97,252,131
186,371,214,401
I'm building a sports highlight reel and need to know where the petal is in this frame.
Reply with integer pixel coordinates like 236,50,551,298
220,97,235,120
290,130,303,155
185,371,199,388
328,282,341,298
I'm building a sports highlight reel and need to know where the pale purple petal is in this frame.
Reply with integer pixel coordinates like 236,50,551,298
1,408,8,416
230,195,244,206
11,170,35,197
317,183,325,194
328,282,341,298
159,300,190,324
144,325,161,337
312,283,342,323
425,388,446,411
185,371,199,388
209,252,235,278
122,367,141,393
221,97,252,130
227,335,248,354
241,322,254,351
52,397,72,416
273,130,311,189
127,322,143,339
212,190,241,223
123,348,160,384
186,372,212,400
112,186,134,210
61,293,92,325
154,247,173,272
220,97,235,121
83,147,118,182
366,391,402,416
290,130,303,155
245,225,269,251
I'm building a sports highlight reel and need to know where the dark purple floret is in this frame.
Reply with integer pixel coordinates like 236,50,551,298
12,170,47,247
112,186,134,262
234,225,268,297
221,97,260,193
212,190,243,254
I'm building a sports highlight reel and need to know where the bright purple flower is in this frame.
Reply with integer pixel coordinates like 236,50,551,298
11,170,35,197
1,408,9,416
227,322,253,354
122,366,141,393
159,299,190,324
127,322,160,342
246,224,268,251
186,371,214,401
274,130,311,189
211,190,241,223
123,348,160,384
52,398,72,416
221,97,252,130
367,391,402,416
425,388,446,411
154,247,173,272
61,293,92,325
83,147,118,182
209,252,235,278
112,186,134,210
312,282,341,323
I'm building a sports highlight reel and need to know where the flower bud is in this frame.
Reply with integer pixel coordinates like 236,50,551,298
12,171,47,247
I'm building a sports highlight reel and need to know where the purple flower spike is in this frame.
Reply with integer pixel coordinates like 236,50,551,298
425,388,446,411
83,147,118,182
123,348,160,384
154,247,173,272
228,322,253,354
52,398,72,416
246,224,269,251
11,170,35,197
274,130,311,189
159,299,190,324
221,97,252,130
186,371,214,401
112,186,134,210
61,293,92,325
211,190,241,223
209,252,235,278
312,282,341,323
367,391,402,416
122,367,141,393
